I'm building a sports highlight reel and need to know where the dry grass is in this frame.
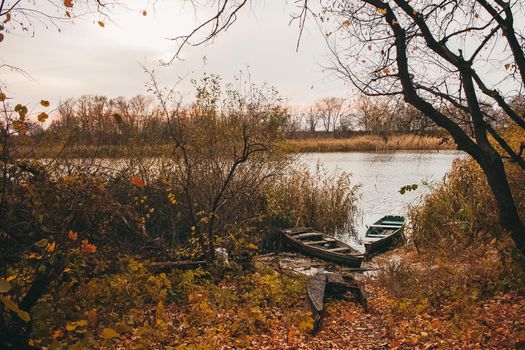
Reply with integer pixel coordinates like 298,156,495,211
283,134,453,152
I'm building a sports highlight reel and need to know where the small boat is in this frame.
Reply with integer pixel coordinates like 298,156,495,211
364,215,405,255
282,227,364,267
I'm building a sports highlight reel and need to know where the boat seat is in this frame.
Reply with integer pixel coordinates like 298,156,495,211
295,232,324,239
305,239,335,245
381,221,404,225
285,227,314,235
369,224,403,229
329,247,351,253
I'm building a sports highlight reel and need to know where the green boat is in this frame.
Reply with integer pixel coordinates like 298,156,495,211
364,215,405,256
282,227,364,267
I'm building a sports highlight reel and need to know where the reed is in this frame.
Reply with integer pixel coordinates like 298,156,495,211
283,134,453,152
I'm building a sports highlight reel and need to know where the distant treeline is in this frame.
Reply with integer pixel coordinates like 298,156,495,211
29,93,515,148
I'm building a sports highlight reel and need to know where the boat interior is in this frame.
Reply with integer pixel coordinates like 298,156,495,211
286,229,353,254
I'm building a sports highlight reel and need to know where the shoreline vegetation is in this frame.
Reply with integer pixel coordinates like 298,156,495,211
13,134,455,159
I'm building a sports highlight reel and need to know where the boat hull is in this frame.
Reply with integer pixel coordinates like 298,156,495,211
364,215,405,256
282,228,364,267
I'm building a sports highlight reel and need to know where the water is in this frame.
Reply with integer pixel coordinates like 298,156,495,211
301,150,462,248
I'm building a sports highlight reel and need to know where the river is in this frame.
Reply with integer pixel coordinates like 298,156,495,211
301,150,462,249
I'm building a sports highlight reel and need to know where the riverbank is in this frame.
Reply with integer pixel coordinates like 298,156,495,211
285,134,454,152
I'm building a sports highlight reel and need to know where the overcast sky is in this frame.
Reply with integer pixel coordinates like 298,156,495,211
1,1,351,108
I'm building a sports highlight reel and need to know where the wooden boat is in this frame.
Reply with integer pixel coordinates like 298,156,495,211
282,227,364,267
364,215,405,255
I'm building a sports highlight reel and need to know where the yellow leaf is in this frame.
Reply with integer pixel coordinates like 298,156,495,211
65,322,77,331
98,21,105,27
102,327,119,339
377,8,388,15
16,310,30,322
0,295,18,312
40,100,50,107
6,275,16,282
0,92,5,101
38,112,49,123
0,279,11,293
76,319,88,327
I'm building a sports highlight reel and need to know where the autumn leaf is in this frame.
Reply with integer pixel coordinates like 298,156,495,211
0,33,4,43
377,8,388,15
47,241,56,253
65,11,71,18
0,92,6,102
392,19,399,25
98,21,105,27
383,67,390,75
131,176,145,188
504,63,510,70
52,329,63,340
16,310,30,322
81,239,97,253
142,10,148,16
3,12,10,24
368,44,372,51
64,0,73,8
102,327,119,339
38,112,49,123
0,279,11,293
68,230,78,241
40,99,50,107
342,19,351,27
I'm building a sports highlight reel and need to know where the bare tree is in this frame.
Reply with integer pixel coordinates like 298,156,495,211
315,97,347,132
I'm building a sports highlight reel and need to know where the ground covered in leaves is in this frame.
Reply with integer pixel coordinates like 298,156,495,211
31,249,525,350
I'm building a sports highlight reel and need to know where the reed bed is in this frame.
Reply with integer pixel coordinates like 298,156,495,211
284,134,453,152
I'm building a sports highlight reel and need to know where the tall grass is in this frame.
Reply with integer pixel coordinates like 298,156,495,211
409,158,524,253
262,165,358,233
284,134,453,152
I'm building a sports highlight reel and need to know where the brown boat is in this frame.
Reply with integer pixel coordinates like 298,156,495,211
282,227,364,267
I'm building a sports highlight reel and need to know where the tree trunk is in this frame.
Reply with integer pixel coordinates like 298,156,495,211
478,149,525,253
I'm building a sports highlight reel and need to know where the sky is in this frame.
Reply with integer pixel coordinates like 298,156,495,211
1,1,351,109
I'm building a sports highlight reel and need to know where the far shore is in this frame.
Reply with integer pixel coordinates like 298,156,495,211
12,133,455,158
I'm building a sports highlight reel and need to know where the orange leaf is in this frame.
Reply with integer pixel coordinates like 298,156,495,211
142,10,147,16
64,0,73,8
377,8,388,15
383,67,390,75
97,21,105,27
131,177,145,188
40,100,50,107
68,230,78,241
3,12,11,23
81,240,97,254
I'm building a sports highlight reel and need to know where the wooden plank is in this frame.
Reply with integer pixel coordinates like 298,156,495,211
305,239,334,245
295,232,324,239
370,224,403,229
329,247,351,252
284,227,314,235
